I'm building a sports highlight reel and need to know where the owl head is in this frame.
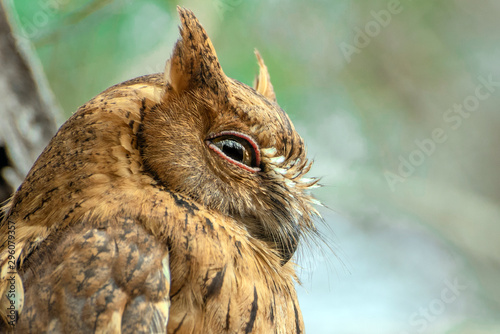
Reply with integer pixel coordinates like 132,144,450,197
139,7,320,264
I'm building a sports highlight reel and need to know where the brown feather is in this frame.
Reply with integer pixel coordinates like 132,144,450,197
0,6,319,333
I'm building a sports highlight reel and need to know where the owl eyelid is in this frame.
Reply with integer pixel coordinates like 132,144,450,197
206,131,261,173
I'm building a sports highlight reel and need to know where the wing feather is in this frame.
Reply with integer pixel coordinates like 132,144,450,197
0,216,170,333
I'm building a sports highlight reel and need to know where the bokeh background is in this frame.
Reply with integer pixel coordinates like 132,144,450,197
2,0,500,333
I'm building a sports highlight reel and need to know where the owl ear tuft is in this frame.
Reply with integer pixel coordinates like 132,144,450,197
165,7,228,96
253,50,277,102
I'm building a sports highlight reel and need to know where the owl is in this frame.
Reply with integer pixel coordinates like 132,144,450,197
0,7,320,333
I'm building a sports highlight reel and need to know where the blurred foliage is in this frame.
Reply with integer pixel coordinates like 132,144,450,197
5,0,500,333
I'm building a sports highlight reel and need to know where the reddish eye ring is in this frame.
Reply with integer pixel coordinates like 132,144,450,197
206,131,261,172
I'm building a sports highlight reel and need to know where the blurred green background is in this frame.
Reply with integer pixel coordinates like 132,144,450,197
4,0,500,333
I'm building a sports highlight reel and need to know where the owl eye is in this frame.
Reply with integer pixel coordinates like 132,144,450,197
207,131,261,172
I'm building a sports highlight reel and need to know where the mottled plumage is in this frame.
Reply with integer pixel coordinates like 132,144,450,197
0,7,319,333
